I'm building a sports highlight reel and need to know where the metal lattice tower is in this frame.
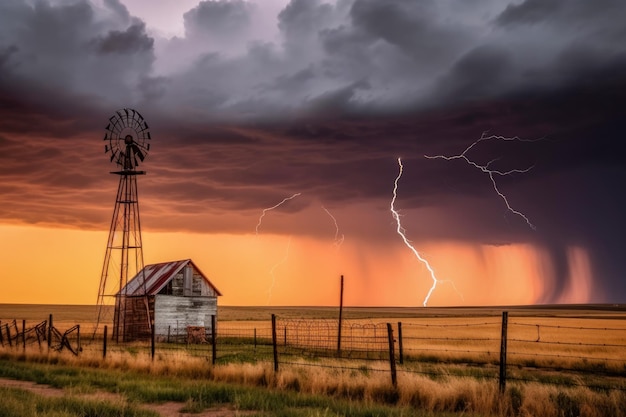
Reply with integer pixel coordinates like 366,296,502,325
95,108,152,342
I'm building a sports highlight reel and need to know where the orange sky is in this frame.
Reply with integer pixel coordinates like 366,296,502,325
0,223,593,306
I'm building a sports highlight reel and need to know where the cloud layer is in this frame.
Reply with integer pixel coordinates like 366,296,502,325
1,0,626,303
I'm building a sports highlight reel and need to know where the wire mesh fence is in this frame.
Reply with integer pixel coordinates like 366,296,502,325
2,311,626,392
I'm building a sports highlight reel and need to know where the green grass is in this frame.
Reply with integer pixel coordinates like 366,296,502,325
0,358,459,417
0,386,159,417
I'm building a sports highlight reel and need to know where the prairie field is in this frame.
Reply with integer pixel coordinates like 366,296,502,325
1,303,626,416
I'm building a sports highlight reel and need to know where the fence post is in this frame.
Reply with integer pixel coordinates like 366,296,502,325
499,311,508,393
151,321,156,361
6,324,12,348
271,314,279,372
76,325,81,354
211,315,217,365
397,321,404,365
0,321,4,346
254,328,257,352
48,314,53,350
103,325,108,359
22,320,26,352
167,325,171,343
337,274,344,356
386,323,397,388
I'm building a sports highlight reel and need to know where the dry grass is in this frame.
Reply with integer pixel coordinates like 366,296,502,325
2,304,626,416
3,346,625,416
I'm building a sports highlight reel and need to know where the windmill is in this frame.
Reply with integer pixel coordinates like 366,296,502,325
95,108,151,342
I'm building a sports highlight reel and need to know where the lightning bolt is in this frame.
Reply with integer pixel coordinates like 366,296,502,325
255,193,300,305
322,205,345,249
255,193,302,235
424,133,537,230
391,157,462,307
267,237,291,305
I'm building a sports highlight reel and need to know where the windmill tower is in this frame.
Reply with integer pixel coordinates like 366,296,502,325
95,108,152,342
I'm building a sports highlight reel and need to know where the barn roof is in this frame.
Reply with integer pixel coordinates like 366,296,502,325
120,259,222,296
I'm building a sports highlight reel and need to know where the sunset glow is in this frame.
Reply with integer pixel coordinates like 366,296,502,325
0,223,594,306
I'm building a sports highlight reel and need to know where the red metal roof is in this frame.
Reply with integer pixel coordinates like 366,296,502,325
120,259,222,296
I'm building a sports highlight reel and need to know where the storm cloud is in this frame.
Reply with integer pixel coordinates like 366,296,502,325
1,0,625,303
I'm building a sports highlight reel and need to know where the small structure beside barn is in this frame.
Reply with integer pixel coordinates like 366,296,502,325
115,259,221,342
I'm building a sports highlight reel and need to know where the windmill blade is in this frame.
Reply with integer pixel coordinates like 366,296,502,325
105,144,109,153
110,149,117,162
131,143,145,161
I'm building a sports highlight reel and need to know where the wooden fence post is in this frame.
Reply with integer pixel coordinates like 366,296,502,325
22,320,26,351
499,311,509,393
271,314,279,372
151,321,156,361
397,322,404,365
76,325,81,354
0,321,4,346
211,315,217,365
387,323,397,388
103,325,108,359
337,274,344,356
6,324,12,347
48,314,53,350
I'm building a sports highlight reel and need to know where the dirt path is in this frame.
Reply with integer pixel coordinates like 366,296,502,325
0,378,255,417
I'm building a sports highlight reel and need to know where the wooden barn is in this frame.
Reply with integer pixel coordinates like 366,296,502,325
115,259,221,342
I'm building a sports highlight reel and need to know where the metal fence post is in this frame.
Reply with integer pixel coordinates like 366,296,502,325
387,323,397,388
499,311,509,393
271,314,279,372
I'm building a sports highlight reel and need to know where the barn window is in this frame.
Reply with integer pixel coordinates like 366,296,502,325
158,281,173,295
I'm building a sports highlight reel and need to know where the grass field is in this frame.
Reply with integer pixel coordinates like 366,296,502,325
1,304,625,416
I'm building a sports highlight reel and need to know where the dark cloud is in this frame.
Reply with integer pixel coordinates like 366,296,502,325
94,22,154,55
1,0,626,303
433,45,514,103
278,0,334,41
184,0,254,40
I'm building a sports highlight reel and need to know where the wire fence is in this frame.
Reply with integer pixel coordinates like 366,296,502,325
2,311,626,393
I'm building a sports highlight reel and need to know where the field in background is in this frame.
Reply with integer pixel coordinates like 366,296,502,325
1,303,626,416
2,303,626,322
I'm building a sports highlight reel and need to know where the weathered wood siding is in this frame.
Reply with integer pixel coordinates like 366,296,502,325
115,296,152,342
158,265,219,297
153,294,217,339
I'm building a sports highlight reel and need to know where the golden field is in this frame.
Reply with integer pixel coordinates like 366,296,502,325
1,304,626,416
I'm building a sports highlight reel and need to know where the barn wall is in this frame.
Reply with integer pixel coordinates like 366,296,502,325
159,265,219,297
153,294,217,340
114,295,152,342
